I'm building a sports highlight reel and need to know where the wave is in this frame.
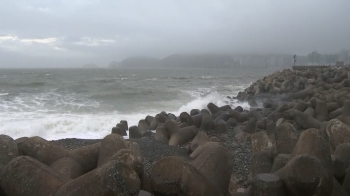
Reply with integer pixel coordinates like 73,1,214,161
14,81,46,87
0,112,152,140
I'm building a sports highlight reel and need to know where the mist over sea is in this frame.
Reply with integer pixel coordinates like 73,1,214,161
0,68,277,140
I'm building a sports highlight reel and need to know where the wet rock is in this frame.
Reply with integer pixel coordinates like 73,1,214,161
251,131,271,153
150,156,217,196
19,136,69,166
116,123,127,136
169,125,198,146
0,134,19,166
154,126,168,142
326,119,350,149
129,126,142,139
189,131,210,152
1,156,69,196
68,142,100,174
275,123,299,154
270,154,290,173
190,142,234,196
50,157,84,179
250,173,286,196
97,134,127,167
55,160,140,196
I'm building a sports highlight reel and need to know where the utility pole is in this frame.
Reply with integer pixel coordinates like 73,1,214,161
294,54,297,66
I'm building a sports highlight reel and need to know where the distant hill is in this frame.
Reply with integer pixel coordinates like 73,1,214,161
109,54,237,69
160,53,235,68
114,56,160,68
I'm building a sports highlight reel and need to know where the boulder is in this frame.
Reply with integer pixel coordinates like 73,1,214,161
164,120,179,137
150,156,217,195
0,134,19,166
192,114,203,128
251,131,271,153
116,123,127,136
315,99,329,122
190,109,201,116
207,102,220,115
189,131,210,152
190,142,234,195
179,112,194,126
214,119,227,133
250,173,286,196
275,155,332,196
226,118,237,129
109,149,143,176
283,109,321,129
270,154,290,173
251,151,273,178
97,134,127,167
55,160,140,196
19,136,69,166
154,126,168,142
68,142,100,174
331,155,346,180
243,118,257,134
200,114,215,132
169,125,198,146
1,156,69,196
129,126,142,138
334,142,350,169
111,127,122,135
327,119,350,149
275,123,299,154
120,120,129,130
138,119,150,135
50,157,84,179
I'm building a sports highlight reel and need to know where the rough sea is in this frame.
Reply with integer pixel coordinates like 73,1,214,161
0,68,278,140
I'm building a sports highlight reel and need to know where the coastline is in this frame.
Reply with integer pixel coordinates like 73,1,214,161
2,66,350,195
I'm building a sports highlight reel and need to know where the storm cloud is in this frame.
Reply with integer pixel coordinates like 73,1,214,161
0,0,349,67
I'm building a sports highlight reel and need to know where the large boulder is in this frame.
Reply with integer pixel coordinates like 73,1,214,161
1,156,69,196
326,119,350,149
19,136,69,166
55,160,140,196
200,113,215,132
50,157,84,179
164,120,179,137
154,126,168,142
0,135,19,166
190,142,234,195
189,131,210,152
250,151,273,178
116,123,127,136
109,149,143,176
68,142,100,174
334,143,350,169
275,128,333,196
97,134,127,167
129,126,142,138
251,131,271,153
250,173,286,196
150,156,217,196
275,123,299,154
168,125,198,146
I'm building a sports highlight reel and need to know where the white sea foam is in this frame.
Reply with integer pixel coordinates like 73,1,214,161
0,91,251,140
0,112,152,140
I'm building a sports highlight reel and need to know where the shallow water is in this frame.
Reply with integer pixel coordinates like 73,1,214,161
0,67,278,140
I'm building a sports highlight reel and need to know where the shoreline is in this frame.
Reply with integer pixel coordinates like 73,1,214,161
2,66,350,195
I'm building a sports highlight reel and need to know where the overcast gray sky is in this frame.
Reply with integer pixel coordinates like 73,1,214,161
0,0,349,67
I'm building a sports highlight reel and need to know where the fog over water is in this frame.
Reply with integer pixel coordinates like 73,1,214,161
0,0,350,67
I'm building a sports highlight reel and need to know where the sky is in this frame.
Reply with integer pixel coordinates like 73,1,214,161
0,0,349,67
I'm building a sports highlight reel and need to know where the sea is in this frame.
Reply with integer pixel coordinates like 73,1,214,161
0,68,278,140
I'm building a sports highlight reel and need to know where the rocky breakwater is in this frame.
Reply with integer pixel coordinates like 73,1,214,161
227,66,350,195
2,66,350,195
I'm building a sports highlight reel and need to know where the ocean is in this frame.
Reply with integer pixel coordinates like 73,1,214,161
0,68,277,140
